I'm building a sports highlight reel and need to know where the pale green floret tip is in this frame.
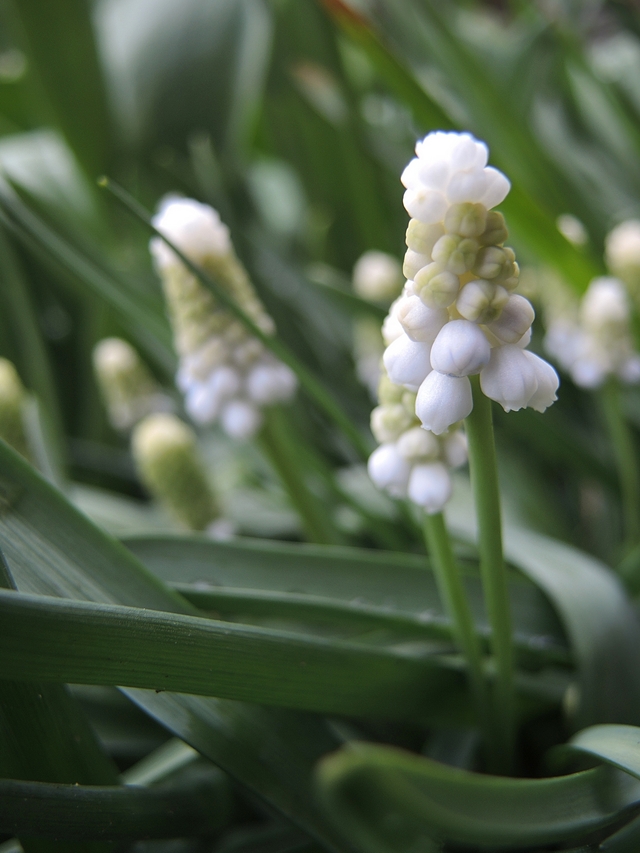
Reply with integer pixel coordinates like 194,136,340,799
443,202,487,239
0,358,29,459
132,413,219,531
414,264,460,308
431,234,478,276
478,210,509,246
456,280,509,324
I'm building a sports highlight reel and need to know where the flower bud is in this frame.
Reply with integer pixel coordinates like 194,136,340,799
605,220,640,284
523,352,559,412
383,334,432,390
479,345,538,412
444,203,488,238
487,295,535,344
381,299,404,345
407,463,452,514
478,167,511,209
456,280,509,323
479,210,508,247
415,372,473,434
371,404,415,443
430,320,491,377
431,234,478,276
473,246,514,281
132,413,219,530
397,295,448,342
396,426,440,461
442,430,468,468
185,365,240,424
580,277,629,334
93,338,170,431
377,372,405,405
403,249,431,280
150,196,231,270
446,170,490,204
403,187,448,224
0,358,28,459
414,264,460,308
367,443,411,496
220,399,262,440
405,220,444,256
353,251,403,302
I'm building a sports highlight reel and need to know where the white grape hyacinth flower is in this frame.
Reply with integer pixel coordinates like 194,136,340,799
543,276,640,389
150,196,297,439
367,368,467,514
378,130,558,441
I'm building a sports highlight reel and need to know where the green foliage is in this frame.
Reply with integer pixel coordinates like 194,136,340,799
2,0,640,850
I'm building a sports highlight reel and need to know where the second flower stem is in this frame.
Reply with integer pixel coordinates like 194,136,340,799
465,375,515,773
423,511,493,757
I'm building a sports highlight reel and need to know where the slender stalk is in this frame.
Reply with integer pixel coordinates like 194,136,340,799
599,380,640,552
423,512,493,755
259,406,341,545
465,375,515,773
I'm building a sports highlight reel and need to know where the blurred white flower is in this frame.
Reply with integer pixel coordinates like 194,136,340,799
150,196,296,439
352,251,403,302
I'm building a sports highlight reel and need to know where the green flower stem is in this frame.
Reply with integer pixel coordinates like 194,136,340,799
423,511,493,756
259,405,341,545
599,380,640,552
465,375,515,773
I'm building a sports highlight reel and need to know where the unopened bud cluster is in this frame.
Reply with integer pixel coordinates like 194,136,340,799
132,412,225,533
151,197,297,440
382,131,558,438
93,338,172,431
368,367,467,514
544,276,640,388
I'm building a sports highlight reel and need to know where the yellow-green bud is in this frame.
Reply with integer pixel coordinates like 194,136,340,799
370,403,415,443
431,234,478,276
414,263,460,308
377,372,405,405
478,210,508,247
405,220,444,256
456,280,509,324
93,338,168,431
472,246,517,283
443,203,487,239
132,413,219,531
0,359,28,458
403,248,431,280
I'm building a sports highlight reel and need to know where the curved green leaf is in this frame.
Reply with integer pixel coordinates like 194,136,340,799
0,588,465,721
0,439,351,851
0,770,228,841
315,741,640,852
125,534,568,665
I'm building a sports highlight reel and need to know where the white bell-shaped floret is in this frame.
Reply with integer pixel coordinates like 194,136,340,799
220,399,262,439
397,296,448,343
479,345,538,412
570,354,608,389
396,426,440,461
479,168,510,209
383,334,432,390
446,170,489,204
415,372,473,434
403,187,448,224
522,352,559,412
430,320,491,377
368,443,411,497
408,462,452,514
381,296,405,345
246,361,297,404
151,196,231,269
487,295,535,344
442,430,468,468
185,382,221,424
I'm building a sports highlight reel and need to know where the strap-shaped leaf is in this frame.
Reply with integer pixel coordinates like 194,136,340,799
0,770,229,841
0,439,349,851
315,741,640,851
126,534,568,665
0,589,465,721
